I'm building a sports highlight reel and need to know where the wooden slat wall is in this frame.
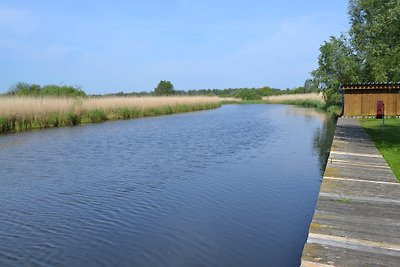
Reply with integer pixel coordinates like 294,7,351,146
396,94,400,114
387,93,397,115
344,90,400,116
344,93,361,116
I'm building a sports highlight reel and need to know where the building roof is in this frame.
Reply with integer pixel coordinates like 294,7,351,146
342,82,400,90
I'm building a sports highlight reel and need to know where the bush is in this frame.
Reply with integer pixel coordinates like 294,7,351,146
48,113,60,127
0,117,7,133
235,89,262,100
65,112,80,126
327,105,342,117
87,109,107,123
6,82,86,97
115,108,131,119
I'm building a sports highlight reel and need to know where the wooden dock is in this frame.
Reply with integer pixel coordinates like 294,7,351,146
301,118,400,267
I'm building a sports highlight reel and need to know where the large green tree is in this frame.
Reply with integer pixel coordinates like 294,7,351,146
154,80,176,96
312,36,359,105
312,0,400,106
349,0,400,82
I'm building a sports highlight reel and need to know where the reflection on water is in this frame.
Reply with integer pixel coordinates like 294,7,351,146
0,105,335,267
313,117,337,175
285,106,336,174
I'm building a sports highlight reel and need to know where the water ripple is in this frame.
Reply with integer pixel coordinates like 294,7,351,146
0,105,334,267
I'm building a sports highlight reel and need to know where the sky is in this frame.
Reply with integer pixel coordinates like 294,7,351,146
0,0,349,94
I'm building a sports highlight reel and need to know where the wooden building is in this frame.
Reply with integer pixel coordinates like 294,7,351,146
341,82,400,116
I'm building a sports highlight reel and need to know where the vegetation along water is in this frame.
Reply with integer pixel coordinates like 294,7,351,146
0,96,221,134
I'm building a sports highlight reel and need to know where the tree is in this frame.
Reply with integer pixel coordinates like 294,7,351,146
310,0,400,107
349,0,400,82
303,79,314,92
235,89,262,100
41,85,86,97
6,82,86,97
8,82,41,96
154,80,175,96
312,36,359,105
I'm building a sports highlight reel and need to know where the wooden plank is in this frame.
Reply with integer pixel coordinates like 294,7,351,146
301,118,400,266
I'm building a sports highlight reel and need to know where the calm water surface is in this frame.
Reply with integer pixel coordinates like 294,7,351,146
0,105,335,267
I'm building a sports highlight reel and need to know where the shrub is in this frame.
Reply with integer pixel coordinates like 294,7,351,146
327,105,342,117
115,108,131,119
87,109,107,123
65,112,80,126
235,89,262,100
0,117,7,133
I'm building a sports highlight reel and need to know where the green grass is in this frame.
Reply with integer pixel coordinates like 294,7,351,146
241,98,340,117
277,99,342,117
278,99,325,109
361,118,400,180
335,197,353,204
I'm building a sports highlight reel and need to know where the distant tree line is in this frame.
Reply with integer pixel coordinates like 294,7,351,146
311,0,400,106
97,80,318,100
3,80,319,99
5,82,86,97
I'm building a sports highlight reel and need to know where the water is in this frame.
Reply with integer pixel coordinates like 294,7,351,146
0,105,335,267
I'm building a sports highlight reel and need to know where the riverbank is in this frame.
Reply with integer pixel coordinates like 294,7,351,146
266,95,341,117
0,96,221,134
0,94,340,134
222,92,342,117
361,118,400,180
262,92,323,103
301,118,400,266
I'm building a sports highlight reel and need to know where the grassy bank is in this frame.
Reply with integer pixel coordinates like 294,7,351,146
264,93,341,117
277,99,325,109
0,96,221,134
262,93,323,103
275,99,342,117
361,118,400,180
221,93,324,105
222,93,341,117
220,99,267,105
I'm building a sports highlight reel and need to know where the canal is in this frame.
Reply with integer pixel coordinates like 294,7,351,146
0,104,335,267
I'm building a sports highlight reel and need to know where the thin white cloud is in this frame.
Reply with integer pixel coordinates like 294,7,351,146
0,6,33,31
0,6,27,22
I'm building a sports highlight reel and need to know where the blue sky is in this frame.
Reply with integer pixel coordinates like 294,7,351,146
0,0,349,94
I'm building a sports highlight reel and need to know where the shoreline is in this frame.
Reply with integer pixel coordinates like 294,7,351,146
0,96,221,134
0,94,337,135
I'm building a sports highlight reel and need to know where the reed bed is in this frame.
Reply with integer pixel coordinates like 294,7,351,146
0,96,221,133
262,93,324,103
263,93,341,117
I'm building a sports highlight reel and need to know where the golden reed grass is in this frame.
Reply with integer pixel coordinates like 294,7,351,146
0,96,221,133
83,96,221,111
262,93,324,103
0,96,220,116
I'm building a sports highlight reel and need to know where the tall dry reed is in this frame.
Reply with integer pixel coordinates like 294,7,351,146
262,93,324,103
0,96,221,133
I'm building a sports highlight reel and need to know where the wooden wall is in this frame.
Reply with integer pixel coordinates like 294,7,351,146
343,90,400,116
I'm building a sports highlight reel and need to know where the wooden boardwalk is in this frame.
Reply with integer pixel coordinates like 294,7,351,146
301,118,400,267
